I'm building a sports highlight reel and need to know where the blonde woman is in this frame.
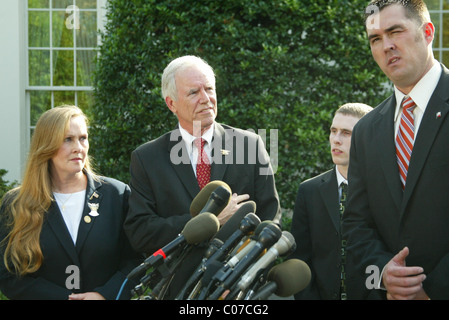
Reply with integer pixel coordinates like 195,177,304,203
0,105,141,300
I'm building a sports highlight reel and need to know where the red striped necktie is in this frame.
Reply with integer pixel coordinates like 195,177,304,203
194,138,211,189
395,96,416,190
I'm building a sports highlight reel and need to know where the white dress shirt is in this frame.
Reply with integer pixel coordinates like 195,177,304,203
179,123,214,176
393,60,442,138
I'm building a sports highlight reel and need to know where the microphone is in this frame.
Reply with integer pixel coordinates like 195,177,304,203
206,212,260,267
226,220,273,268
250,259,311,300
194,222,275,300
236,231,296,293
127,212,220,280
190,181,232,216
207,223,282,300
175,202,258,300
212,201,256,242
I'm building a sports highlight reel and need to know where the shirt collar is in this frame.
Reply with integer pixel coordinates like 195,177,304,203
335,166,347,187
179,122,214,153
394,60,441,120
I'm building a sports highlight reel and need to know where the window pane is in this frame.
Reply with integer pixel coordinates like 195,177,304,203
30,91,51,125
77,0,97,9
53,50,74,86
445,0,449,10
53,11,74,48
78,91,95,119
53,0,74,9
431,13,440,48
427,0,441,10
443,51,449,67
54,91,75,106
28,0,49,8
77,11,97,48
77,50,96,86
29,50,51,86
443,13,449,48
29,11,50,47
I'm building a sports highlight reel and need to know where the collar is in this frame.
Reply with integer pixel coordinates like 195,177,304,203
179,122,214,153
335,166,347,187
394,60,442,122
83,168,102,201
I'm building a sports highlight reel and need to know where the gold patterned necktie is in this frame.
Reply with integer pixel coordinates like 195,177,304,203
340,182,347,300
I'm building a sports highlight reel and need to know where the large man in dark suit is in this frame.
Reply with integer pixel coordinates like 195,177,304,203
290,103,372,300
124,55,281,299
343,0,449,300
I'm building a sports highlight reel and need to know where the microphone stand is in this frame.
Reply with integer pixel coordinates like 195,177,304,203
132,245,193,300
150,245,194,300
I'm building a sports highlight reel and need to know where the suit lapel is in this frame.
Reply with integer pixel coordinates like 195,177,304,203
374,95,403,212
320,169,340,233
46,173,104,262
210,123,231,182
401,65,449,215
168,127,200,199
46,202,80,265
167,123,234,197
75,174,102,253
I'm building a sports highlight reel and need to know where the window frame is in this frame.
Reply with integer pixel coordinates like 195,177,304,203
25,0,106,141
429,1,449,65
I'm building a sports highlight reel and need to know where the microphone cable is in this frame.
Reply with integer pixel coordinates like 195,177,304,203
115,278,128,300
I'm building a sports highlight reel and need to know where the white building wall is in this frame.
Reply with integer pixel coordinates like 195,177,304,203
0,0,27,183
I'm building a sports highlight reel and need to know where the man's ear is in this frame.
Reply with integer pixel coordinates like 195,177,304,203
165,96,177,114
424,22,435,43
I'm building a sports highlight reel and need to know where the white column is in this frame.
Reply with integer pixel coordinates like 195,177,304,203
0,0,27,183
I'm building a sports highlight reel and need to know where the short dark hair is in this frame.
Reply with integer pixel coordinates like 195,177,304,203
335,103,373,119
364,0,431,26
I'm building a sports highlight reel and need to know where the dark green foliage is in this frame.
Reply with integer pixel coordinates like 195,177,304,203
0,171,16,299
0,169,17,204
91,0,389,213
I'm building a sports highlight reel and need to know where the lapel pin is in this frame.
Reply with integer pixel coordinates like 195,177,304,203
221,149,230,155
89,192,99,200
88,202,100,217
84,216,92,224
436,112,442,119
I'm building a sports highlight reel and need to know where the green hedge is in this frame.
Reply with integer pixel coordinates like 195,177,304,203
0,169,17,205
0,169,17,300
90,0,389,214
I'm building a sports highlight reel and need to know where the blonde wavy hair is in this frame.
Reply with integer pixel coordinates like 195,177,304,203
2,105,96,276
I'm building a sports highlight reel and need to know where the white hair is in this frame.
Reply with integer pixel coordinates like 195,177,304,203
161,55,216,101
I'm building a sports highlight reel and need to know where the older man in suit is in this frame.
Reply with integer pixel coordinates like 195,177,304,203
343,0,449,300
124,55,281,299
290,103,372,300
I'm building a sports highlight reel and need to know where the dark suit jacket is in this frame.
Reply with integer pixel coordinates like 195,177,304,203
124,122,281,298
290,168,343,300
343,64,449,300
0,172,142,300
